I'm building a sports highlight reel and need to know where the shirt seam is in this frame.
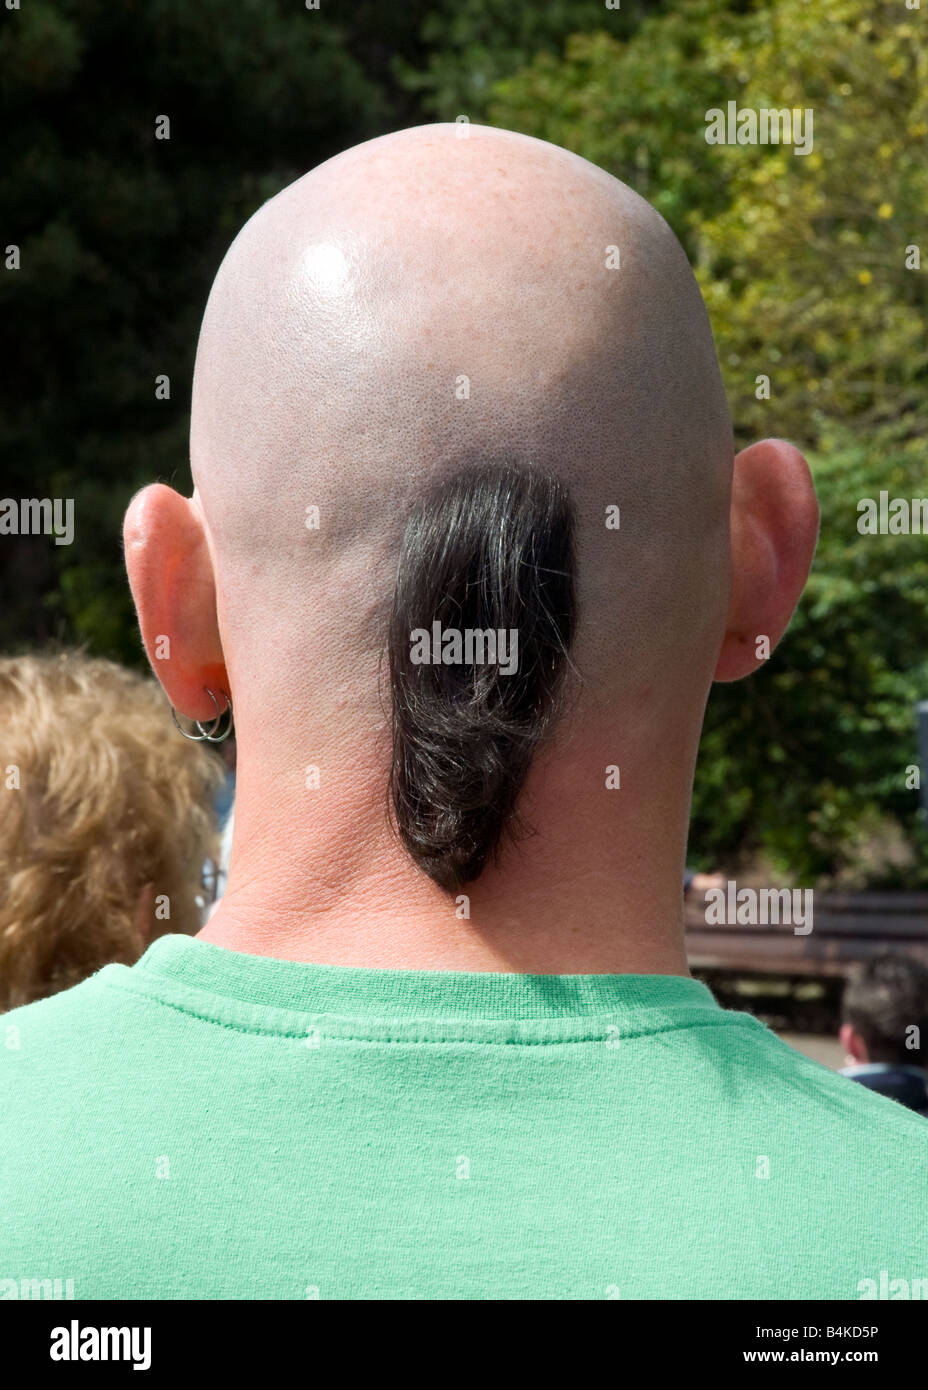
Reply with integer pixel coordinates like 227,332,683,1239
99,972,761,1045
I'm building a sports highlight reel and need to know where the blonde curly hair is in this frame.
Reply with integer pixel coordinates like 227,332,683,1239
0,651,223,1010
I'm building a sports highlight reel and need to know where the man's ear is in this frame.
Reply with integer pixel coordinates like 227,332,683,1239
839,1022,868,1065
714,438,819,683
123,483,228,721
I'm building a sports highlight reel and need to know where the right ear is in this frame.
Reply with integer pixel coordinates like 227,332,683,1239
123,483,228,723
714,438,819,682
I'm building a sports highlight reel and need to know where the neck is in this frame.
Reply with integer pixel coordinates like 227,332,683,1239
198,721,696,977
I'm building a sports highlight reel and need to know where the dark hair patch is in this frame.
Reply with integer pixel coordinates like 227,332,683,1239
387,463,576,891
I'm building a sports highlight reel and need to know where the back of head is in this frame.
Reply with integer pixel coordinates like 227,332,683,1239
843,953,928,1067
0,652,221,1009
185,123,734,895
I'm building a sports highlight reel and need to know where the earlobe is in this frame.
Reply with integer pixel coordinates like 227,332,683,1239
713,439,819,684
123,483,228,721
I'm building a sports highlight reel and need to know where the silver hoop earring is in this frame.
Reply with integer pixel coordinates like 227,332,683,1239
171,687,233,743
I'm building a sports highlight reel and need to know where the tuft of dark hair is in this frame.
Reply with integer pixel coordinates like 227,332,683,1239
388,462,576,891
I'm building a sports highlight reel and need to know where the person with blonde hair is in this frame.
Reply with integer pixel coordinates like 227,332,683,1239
0,650,221,1009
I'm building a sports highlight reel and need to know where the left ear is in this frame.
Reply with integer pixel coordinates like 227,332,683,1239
123,483,228,722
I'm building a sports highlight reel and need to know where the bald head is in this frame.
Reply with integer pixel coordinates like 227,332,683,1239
191,123,733,701
126,123,816,916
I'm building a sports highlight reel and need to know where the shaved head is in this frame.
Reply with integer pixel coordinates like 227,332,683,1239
191,123,733,707
126,122,816,966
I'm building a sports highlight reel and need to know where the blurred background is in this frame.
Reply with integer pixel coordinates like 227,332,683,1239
1,0,926,1052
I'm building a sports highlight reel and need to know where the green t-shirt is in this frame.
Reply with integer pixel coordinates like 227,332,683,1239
1,933,926,1299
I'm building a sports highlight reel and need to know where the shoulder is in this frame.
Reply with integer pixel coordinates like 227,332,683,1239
746,1020,928,1146
0,967,143,1097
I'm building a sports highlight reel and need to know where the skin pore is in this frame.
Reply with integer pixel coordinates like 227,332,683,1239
124,124,819,975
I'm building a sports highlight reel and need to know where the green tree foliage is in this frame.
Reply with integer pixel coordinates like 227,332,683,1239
694,0,927,448
489,0,928,882
395,0,655,117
